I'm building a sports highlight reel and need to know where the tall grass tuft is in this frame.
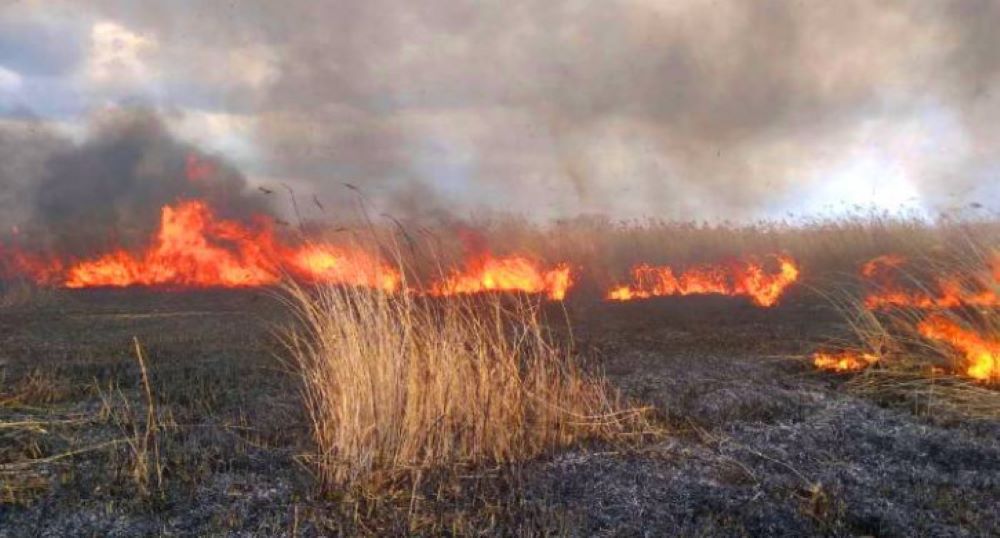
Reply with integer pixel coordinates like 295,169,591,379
281,282,654,494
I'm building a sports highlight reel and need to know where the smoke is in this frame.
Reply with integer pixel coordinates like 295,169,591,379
0,115,69,233
5,1,1000,220
4,109,269,257
247,1,1000,218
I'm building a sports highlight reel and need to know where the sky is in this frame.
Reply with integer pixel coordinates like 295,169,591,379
1,0,999,225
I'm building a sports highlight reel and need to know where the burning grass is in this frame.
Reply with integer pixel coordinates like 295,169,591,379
606,253,800,307
428,255,572,301
5,200,402,291
812,240,1000,419
6,198,998,305
281,281,655,495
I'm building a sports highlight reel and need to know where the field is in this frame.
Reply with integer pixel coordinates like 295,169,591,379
1,217,999,536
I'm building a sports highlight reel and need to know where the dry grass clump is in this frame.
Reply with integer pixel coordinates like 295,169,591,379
282,282,654,494
0,368,70,408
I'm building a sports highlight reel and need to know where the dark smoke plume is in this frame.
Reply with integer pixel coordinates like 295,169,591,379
9,109,270,257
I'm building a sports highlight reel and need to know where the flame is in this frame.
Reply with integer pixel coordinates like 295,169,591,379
812,350,879,372
65,201,279,288
289,244,400,292
4,200,566,299
917,316,999,383
430,255,572,300
29,200,402,290
861,254,999,310
607,255,800,307
0,246,64,285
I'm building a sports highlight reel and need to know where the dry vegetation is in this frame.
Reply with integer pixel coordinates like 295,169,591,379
340,210,998,291
812,230,1000,420
1,338,171,508
281,280,656,496
0,279,45,310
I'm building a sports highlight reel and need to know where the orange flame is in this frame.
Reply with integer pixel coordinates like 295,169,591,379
607,255,800,307
65,201,278,288
861,255,1000,310
917,316,999,383
812,350,879,372
53,200,400,290
430,255,572,301
288,244,400,292
0,247,64,285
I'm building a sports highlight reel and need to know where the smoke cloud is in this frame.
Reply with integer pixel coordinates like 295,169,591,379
2,1,999,221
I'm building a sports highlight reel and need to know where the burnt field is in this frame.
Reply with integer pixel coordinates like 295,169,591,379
2,288,997,536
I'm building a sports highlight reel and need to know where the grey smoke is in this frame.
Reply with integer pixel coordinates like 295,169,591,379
0,115,68,233
5,1,1000,220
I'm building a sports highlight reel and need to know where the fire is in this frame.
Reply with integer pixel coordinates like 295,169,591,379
430,255,572,301
917,316,999,383
4,199,570,299
289,244,400,292
0,247,64,285
65,201,279,288
29,200,401,291
607,255,800,307
812,350,879,372
861,254,999,310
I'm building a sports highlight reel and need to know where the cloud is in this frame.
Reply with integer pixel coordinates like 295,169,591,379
83,20,159,91
0,7,86,78
0,66,23,92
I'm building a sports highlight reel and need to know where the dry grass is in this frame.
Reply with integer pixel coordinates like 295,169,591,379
817,237,1000,419
0,278,46,310
95,338,167,499
0,338,169,507
281,280,655,495
0,368,69,408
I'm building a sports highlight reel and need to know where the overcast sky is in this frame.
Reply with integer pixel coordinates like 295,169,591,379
1,0,999,222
